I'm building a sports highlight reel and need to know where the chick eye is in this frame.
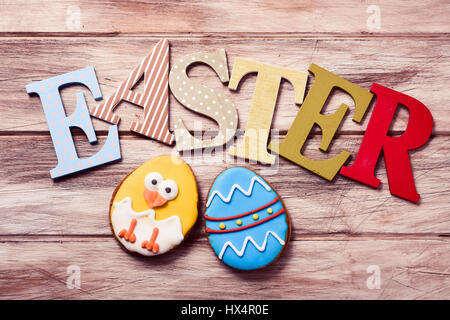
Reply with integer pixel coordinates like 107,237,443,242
144,172,163,191
159,180,178,200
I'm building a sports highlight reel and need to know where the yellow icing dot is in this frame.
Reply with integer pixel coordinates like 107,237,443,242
267,208,273,214
236,219,242,226
219,223,226,229
252,214,259,220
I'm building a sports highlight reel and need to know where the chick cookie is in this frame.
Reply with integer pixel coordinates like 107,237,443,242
110,155,198,256
205,167,291,270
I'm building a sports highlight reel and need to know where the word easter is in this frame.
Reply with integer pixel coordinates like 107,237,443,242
26,39,433,203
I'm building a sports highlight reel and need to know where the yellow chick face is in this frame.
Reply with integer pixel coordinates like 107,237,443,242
111,155,198,236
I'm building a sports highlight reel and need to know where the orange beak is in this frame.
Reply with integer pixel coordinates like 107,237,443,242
143,189,168,209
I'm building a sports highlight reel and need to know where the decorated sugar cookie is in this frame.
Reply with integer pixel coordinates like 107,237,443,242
110,155,198,256
205,167,290,270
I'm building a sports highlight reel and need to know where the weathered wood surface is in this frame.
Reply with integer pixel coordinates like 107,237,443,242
2,38,449,133
1,135,449,236
0,0,449,34
1,237,449,299
0,0,449,300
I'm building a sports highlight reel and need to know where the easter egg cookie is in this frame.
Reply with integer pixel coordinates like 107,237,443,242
205,167,290,270
110,155,198,256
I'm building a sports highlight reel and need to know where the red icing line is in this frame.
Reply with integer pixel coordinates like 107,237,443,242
204,197,280,221
205,208,285,234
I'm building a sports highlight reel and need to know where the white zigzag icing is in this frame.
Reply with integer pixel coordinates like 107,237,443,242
218,231,285,260
206,176,271,207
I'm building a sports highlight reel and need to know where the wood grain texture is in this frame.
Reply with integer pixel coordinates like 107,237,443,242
0,0,449,34
1,0,449,300
1,135,448,236
2,38,450,133
1,237,449,299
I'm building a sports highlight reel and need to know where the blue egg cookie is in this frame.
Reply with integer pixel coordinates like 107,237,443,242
205,167,290,270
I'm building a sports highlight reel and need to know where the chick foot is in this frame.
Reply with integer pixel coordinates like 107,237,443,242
118,218,137,243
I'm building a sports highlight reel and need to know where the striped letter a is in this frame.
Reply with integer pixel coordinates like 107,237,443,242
91,39,173,145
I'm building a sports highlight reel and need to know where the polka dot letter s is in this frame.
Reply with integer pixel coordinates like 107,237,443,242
169,49,238,151
26,66,121,179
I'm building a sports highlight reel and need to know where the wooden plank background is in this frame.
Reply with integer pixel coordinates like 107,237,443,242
0,0,449,299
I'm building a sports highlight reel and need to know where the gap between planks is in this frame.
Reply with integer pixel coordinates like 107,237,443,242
1,32,450,40
4,130,445,137
1,233,448,242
